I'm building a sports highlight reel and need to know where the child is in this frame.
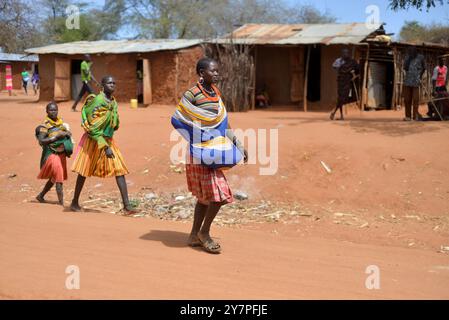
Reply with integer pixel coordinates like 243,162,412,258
36,102,73,205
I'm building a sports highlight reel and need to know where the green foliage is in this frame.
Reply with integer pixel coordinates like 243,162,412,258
389,0,448,10
400,20,449,45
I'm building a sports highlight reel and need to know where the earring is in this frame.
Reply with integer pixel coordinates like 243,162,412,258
199,77,204,84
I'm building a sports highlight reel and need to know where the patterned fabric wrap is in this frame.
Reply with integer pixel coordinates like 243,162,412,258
171,85,242,169
36,116,73,168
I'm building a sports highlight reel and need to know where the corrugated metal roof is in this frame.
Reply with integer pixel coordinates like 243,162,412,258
0,53,39,62
213,23,382,45
25,39,202,55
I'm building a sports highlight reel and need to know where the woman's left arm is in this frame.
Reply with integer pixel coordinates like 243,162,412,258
227,123,248,163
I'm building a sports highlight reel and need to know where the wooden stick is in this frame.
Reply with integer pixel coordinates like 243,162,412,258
303,45,310,112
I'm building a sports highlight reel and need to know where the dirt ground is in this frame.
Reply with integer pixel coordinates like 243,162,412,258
0,91,448,299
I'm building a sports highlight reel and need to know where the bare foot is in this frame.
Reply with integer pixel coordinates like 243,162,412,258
70,202,82,212
36,195,45,203
123,205,139,216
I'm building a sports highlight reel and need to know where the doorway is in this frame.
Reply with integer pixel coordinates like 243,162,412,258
306,45,321,102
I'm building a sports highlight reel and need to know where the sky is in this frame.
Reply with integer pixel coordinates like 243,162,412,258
300,0,446,38
91,0,445,39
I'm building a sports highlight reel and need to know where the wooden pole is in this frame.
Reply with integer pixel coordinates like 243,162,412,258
252,46,257,110
303,45,310,112
392,46,397,110
174,54,179,103
361,44,370,111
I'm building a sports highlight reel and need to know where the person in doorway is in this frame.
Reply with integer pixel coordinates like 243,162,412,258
402,46,426,121
70,75,137,215
330,48,359,120
255,84,270,108
71,54,99,112
36,102,73,205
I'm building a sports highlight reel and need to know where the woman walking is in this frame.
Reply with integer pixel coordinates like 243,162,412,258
172,57,248,254
70,75,137,214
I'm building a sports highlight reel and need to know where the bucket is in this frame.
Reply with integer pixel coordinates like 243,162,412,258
130,99,138,109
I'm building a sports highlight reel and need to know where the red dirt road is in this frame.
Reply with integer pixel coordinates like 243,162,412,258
0,92,448,299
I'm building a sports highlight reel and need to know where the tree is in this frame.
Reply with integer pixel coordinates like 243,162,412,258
126,0,336,39
389,0,448,10
400,20,449,45
0,0,43,52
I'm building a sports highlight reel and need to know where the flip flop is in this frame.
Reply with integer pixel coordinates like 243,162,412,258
198,237,222,254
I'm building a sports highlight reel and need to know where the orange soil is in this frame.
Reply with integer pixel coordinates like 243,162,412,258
0,92,448,299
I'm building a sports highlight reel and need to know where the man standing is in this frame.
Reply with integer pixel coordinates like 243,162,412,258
427,57,449,119
432,57,448,93
330,48,359,121
402,46,426,121
71,54,98,112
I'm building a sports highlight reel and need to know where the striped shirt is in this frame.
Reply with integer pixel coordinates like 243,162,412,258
183,83,221,115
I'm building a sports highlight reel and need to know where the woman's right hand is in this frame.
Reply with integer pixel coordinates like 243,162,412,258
105,147,115,158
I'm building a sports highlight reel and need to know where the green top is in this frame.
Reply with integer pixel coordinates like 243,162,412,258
80,60,92,82
21,71,30,81
81,92,119,150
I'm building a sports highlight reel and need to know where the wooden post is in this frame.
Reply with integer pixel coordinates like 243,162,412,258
251,46,257,110
174,54,179,103
303,45,310,112
361,44,370,111
392,46,397,110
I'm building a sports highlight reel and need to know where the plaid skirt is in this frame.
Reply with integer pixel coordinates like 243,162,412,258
185,163,233,205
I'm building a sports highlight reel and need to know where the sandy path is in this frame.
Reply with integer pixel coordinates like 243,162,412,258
1,93,449,299
1,202,448,299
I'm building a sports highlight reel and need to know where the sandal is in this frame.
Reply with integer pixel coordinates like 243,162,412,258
187,235,202,247
198,237,222,254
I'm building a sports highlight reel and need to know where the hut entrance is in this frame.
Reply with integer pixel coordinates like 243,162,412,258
137,59,152,105
70,59,82,100
306,45,321,102
255,46,292,106
54,58,71,101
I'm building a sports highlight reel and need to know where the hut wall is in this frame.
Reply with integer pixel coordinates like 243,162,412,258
38,54,55,101
37,45,203,104
0,61,32,91
320,44,344,108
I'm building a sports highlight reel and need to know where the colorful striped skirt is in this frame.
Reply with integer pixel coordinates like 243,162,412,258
71,133,129,178
185,162,233,205
37,153,67,183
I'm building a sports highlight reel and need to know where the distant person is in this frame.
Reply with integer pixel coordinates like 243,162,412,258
31,71,40,95
402,46,426,121
255,84,270,108
427,57,449,119
71,54,99,112
35,102,73,206
21,68,30,95
70,75,137,214
330,48,359,120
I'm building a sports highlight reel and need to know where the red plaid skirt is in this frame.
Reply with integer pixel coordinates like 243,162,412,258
185,163,233,205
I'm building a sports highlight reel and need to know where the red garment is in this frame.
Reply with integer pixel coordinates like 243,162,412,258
37,153,67,183
436,65,448,88
185,163,233,205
